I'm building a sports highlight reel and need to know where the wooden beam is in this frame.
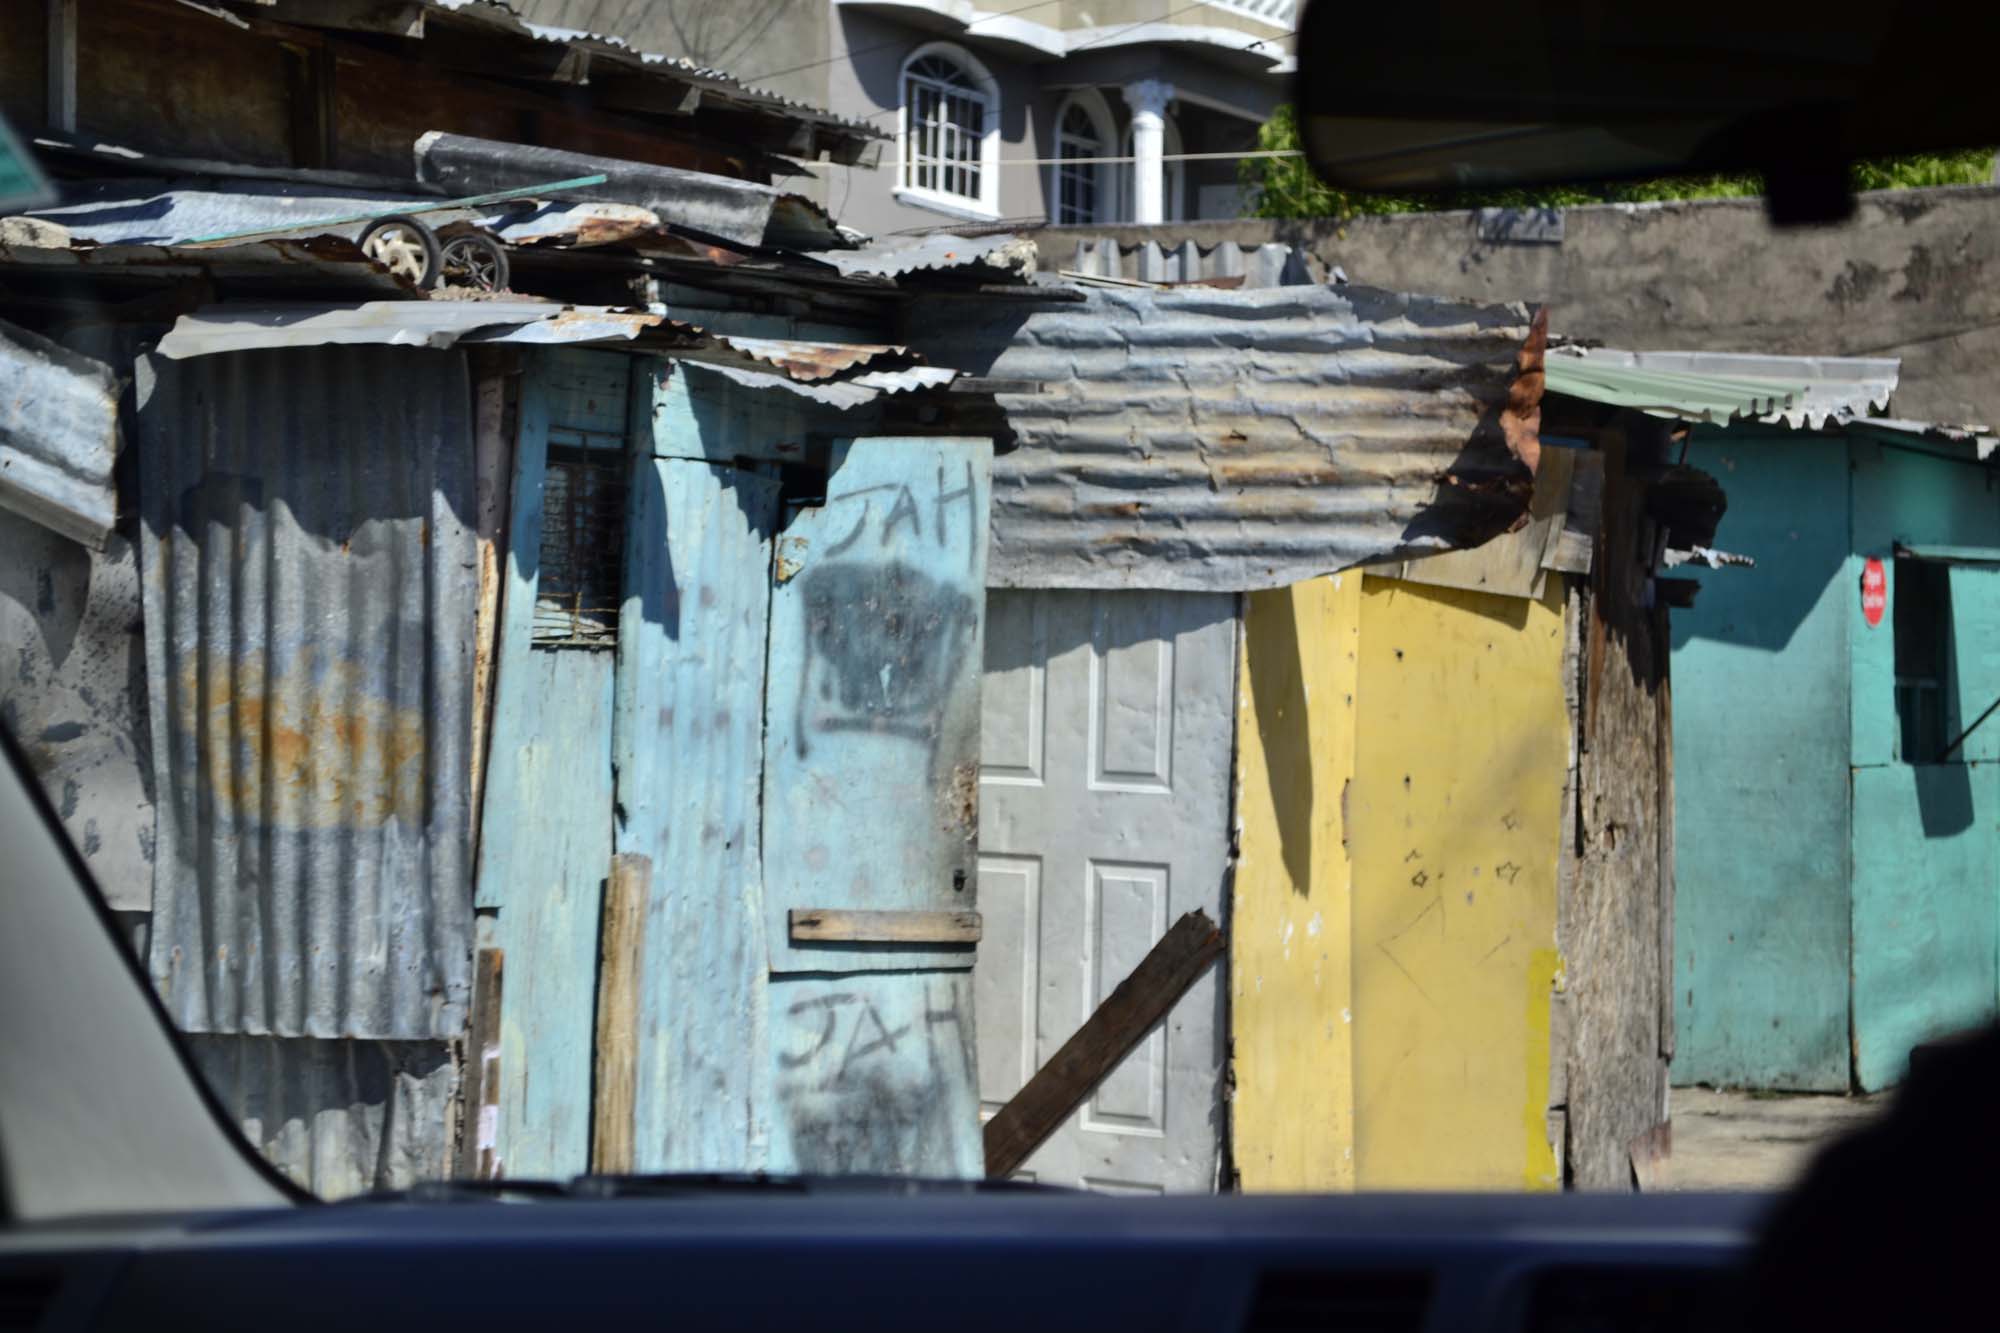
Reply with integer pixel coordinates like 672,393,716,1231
983,909,1224,1179
46,0,77,133
460,946,505,1180
591,853,650,1174
789,908,982,945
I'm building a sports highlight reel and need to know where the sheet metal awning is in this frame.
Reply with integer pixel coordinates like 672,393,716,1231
153,300,959,405
911,282,1545,593
0,318,121,548
1545,348,1900,428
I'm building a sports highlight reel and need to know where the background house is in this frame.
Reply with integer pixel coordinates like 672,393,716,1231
518,0,1294,234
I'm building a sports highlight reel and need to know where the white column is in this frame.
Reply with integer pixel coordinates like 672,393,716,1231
1121,79,1174,224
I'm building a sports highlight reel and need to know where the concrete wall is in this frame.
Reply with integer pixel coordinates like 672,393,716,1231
1025,187,2000,430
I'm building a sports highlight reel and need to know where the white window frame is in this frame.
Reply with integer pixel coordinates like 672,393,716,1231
1048,89,1117,226
896,41,1002,221
1117,111,1186,223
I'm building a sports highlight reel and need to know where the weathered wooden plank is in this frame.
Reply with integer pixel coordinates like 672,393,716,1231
592,853,650,1174
789,909,982,944
1563,431,1670,1190
983,909,1223,1180
467,359,516,856
616,441,782,1173
761,436,992,974
459,947,504,1180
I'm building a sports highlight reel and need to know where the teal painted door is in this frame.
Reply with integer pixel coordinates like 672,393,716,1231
1671,434,1853,1090
1847,440,2000,1091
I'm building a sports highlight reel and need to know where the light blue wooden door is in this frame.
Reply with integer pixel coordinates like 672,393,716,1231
475,350,630,1177
761,437,992,975
614,454,781,1171
758,437,991,1178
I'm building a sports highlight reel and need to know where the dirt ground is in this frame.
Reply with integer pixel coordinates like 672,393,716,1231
1665,1086,1888,1191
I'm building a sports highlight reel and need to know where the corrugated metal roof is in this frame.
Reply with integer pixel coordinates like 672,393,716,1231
0,319,121,549
686,360,957,408
137,346,478,1041
153,299,685,358
909,282,1542,592
415,133,845,252
0,232,411,293
154,302,957,402
1546,348,1901,428
1848,417,2000,460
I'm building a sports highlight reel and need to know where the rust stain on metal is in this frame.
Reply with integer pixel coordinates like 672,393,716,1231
721,337,912,383
1503,305,1549,475
175,650,427,828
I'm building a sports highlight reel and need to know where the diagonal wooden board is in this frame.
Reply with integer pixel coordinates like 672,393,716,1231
983,909,1225,1179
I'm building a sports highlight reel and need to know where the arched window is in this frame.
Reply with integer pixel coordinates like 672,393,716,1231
898,43,1001,218
1118,112,1186,223
1050,91,1116,225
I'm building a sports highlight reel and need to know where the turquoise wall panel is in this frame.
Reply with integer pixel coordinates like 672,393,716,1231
1851,762,2000,1089
761,970,983,1179
474,352,626,1177
1671,433,1852,1089
761,437,991,975
616,454,782,1172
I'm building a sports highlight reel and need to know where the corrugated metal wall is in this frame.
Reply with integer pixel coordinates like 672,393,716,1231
135,347,479,1042
187,1035,457,1198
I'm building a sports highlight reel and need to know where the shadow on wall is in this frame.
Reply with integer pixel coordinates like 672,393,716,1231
1913,763,1976,838
1245,587,1313,895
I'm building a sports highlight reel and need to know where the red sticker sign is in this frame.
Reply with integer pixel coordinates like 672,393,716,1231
1862,557,1887,628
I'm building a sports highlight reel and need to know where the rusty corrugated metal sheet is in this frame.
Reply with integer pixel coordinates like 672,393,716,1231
186,1035,456,1199
911,282,1542,592
136,346,478,1040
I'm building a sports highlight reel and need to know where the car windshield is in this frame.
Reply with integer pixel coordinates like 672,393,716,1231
1,0,1989,1206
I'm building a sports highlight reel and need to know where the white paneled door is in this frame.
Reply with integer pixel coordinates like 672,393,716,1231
976,589,1237,1192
